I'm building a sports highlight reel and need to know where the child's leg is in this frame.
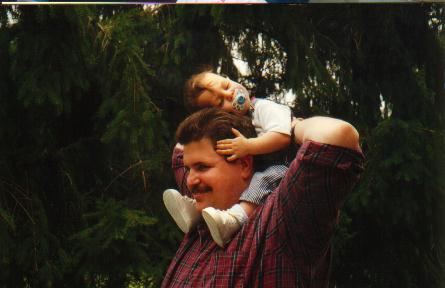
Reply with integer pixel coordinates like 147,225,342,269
202,165,287,247
292,117,304,145
239,164,288,205
239,200,257,217
163,189,200,234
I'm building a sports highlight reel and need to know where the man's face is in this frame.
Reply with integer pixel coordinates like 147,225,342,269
195,72,251,115
183,138,252,213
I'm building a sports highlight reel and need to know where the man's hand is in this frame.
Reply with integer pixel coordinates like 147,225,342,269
216,128,251,161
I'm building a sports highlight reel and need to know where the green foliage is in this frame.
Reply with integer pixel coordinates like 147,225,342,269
11,7,92,115
335,118,445,287
1,6,179,288
71,199,158,287
0,4,444,288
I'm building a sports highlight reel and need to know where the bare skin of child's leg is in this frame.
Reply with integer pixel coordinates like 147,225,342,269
292,116,362,152
239,201,257,217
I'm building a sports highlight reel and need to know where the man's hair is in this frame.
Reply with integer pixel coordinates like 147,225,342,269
176,108,256,148
183,68,213,113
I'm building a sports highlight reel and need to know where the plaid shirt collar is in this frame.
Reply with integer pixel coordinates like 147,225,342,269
195,221,210,245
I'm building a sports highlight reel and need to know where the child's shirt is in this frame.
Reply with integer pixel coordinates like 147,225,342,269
250,98,292,137
248,98,294,168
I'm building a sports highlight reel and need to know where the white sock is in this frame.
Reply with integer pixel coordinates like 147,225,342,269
228,204,248,224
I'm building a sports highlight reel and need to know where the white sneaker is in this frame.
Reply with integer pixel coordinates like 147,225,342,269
163,189,200,233
202,207,241,247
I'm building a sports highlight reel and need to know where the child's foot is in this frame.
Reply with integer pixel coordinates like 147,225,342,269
202,207,242,247
163,189,199,233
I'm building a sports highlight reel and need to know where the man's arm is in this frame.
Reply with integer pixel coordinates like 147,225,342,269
271,116,364,273
293,116,361,152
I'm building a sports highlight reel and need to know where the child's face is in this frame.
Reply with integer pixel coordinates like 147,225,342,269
195,72,251,115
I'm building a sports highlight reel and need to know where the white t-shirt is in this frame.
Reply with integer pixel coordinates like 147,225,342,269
250,98,292,137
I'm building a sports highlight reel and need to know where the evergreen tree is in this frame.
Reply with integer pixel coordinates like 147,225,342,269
0,5,443,287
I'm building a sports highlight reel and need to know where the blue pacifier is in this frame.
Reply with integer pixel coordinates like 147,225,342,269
232,89,247,111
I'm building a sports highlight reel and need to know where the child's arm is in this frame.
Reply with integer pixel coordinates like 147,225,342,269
216,128,291,161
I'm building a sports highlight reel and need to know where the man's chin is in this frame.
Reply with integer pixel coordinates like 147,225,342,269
192,191,211,212
194,202,207,214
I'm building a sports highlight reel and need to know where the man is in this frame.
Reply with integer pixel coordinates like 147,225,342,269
162,108,364,287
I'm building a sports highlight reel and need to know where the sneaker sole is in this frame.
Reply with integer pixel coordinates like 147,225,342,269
163,190,189,233
202,210,225,247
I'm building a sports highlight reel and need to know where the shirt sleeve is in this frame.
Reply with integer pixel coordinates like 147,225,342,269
171,145,192,198
273,141,364,267
252,99,292,136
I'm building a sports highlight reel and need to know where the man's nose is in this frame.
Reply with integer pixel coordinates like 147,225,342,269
187,170,200,188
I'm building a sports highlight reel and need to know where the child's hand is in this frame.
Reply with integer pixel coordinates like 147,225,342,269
216,128,251,161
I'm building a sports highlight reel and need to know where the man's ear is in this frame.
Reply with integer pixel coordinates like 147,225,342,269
238,155,253,180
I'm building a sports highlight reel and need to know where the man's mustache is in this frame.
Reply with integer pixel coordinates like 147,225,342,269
191,184,212,194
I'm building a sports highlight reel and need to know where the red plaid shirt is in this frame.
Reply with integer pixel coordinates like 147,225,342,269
162,141,364,288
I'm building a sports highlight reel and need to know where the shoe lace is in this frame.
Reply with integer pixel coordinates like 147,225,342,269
184,195,196,205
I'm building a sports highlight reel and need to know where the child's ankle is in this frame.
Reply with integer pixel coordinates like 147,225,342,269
228,204,248,225
239,201,258,217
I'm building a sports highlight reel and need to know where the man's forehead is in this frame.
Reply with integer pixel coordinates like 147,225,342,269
183,138,217,163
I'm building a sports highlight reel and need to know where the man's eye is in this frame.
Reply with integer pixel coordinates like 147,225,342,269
197,164,209,171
